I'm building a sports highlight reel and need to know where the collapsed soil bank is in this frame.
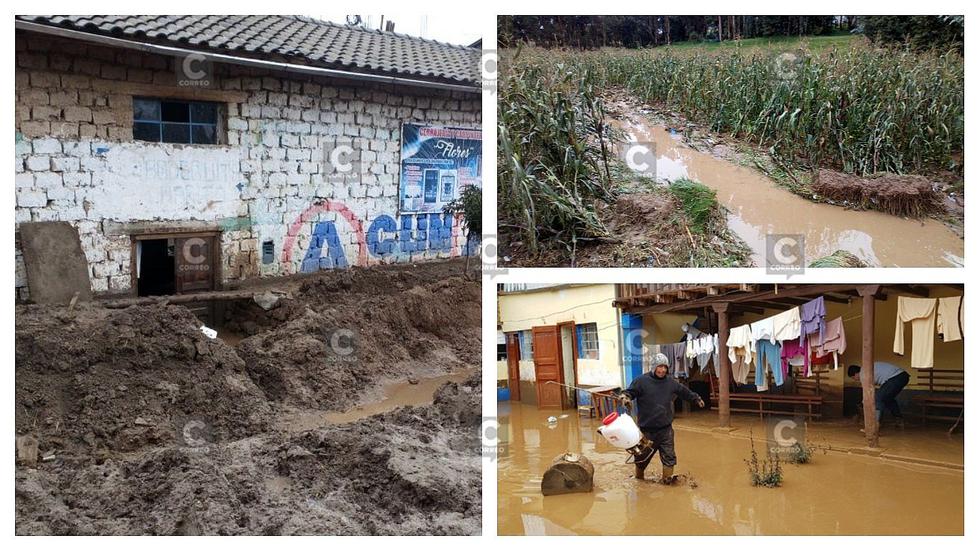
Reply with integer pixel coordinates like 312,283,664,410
15,259,481,535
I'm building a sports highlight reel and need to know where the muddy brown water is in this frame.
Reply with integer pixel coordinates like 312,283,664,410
616,117,964,267
497,402,963,535
279,368,476,431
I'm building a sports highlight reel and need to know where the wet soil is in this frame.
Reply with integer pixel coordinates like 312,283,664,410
608,100,964,268
15,259,481,535
498,180,752,268
497,403,963,535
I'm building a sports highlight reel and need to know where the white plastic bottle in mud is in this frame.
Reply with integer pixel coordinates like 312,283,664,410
597,411,641,449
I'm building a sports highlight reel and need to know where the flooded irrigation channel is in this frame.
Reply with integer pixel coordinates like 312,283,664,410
497,402,963,535
615,115,964,268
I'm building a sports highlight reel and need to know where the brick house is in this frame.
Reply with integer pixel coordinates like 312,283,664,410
14,15,482,301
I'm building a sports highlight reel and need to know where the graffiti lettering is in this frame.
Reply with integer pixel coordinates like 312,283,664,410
281,200,472,274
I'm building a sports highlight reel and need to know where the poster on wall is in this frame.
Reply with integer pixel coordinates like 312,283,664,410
399,124,482,214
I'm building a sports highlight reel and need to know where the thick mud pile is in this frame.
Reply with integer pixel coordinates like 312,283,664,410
15,260,481,535
233,269,480,412
15,304,272,454
812,169,946,218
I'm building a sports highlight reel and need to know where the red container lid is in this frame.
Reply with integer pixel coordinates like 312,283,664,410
602,411,619,425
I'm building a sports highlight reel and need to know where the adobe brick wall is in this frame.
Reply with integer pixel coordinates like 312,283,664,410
14,30,481,301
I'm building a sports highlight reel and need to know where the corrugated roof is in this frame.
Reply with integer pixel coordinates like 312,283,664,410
16,15,480,87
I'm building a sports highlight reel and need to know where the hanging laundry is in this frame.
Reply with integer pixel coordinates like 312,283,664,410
772,307,802,342
695,334,714,373
750,317,776,345
755,339,783,391
799,296,826,346
670,342,689,378
780,338,810,378
813,316,847,370
685,338,697,362
936,296,963,343
727,324,754,365
731,348,751,384
894,296,937,369
712,334,721,377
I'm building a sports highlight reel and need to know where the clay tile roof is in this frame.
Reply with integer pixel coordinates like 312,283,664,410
16,15,481,87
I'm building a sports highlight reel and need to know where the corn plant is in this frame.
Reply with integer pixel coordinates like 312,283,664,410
498,54,617,254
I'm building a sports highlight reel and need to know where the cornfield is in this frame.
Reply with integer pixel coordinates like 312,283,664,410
498,42,963,255
512,44,963,176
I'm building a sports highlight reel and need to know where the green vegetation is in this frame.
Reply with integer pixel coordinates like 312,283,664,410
787,442,813,464
809,250,868,268
497,59,616,253
746,435,784,488
443,185,483,276
663,32,857,53
504,42,962,176
668,179,716,234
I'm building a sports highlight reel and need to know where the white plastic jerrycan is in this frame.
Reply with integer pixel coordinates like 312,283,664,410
596,411,641,449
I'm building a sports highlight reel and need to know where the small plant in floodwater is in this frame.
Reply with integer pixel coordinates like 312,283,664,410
746,433,783,488
787,442,813,464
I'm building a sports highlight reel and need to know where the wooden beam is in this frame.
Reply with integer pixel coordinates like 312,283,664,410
713,302,731,428
101,287,283,308
858,285,880,448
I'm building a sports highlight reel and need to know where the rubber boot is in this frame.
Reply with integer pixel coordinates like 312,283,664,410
634,464,646,480
661,466,674,485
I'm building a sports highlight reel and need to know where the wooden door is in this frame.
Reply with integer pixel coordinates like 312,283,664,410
506,332,521,401
174,235,216,324
174,236,215,294
532,325,564,409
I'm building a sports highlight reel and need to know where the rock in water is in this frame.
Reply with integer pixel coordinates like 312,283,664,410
541,452,595,496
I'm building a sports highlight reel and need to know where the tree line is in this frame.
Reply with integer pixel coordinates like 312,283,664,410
497,15,963,52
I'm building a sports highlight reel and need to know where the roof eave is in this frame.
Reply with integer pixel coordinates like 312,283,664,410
16,20,482,94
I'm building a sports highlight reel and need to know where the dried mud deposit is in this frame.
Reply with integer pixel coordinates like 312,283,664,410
15,260,481,535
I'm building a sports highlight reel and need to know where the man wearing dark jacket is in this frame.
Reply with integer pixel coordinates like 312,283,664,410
621,353,704,483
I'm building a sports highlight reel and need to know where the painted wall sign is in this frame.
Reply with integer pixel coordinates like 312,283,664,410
398,124,482,214
280,199,474,274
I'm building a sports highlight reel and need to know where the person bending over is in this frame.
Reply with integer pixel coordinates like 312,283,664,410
848,361,910,430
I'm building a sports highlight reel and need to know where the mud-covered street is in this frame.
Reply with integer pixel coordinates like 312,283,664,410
15,259,482,535
497,402,963,535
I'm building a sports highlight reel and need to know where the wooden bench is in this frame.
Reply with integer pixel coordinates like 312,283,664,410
707,366,825,420
909,368,963,425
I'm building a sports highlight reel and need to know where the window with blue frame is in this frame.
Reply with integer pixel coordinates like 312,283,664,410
133,97,220,145
576,323,599,360
519,330,534,361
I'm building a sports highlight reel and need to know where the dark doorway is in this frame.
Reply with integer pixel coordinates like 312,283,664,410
137,238,175,296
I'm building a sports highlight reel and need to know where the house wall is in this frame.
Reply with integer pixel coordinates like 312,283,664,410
497,284,622,390
14,31,481,300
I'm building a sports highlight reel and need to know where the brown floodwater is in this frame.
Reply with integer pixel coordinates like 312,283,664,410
278,368,476,431
497,402,963,535
615,117,964,267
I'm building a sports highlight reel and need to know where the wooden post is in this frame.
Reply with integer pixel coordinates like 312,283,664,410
858,285,880,448
713,303,731,427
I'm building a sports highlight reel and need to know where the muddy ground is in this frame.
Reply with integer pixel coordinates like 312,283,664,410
15,259,481,535
499,168,752,268
602,90,964,235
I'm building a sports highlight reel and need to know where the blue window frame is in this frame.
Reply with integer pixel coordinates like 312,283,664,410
133,97,219,144
576,323,599,360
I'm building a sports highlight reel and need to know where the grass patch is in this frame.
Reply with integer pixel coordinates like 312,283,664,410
668,179,717,234
661,32,859,54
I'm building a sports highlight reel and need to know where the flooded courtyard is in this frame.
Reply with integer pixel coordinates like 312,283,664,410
497,402,963,535
615,113,964,268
